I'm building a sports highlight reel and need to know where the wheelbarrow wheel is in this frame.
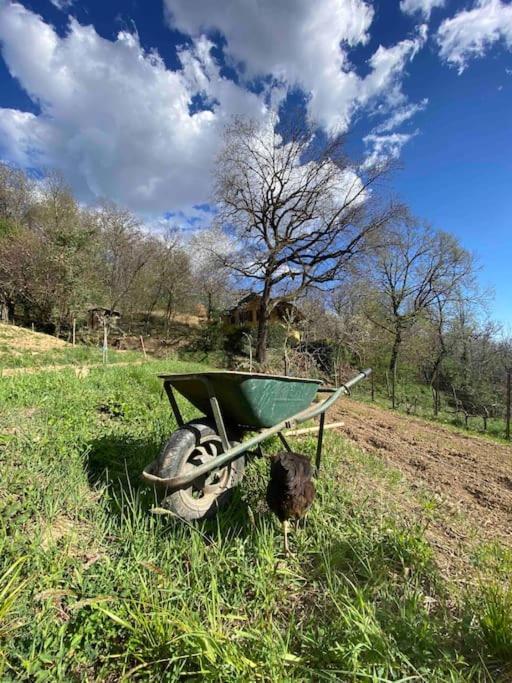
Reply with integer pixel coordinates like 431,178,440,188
154,420,245,521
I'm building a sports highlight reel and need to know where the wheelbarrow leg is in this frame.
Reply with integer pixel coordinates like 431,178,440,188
203,378,230,453
277,432,292,452
315,412,326,475
164,382,184,427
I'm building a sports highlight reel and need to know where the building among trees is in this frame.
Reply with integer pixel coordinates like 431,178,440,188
223,293,304,332
87,307,121,331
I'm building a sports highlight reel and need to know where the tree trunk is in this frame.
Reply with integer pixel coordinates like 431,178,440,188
431,365,441,416
430,341,446,416
255,280,271,365
165,293,174,338
432,383,440,416
0,300,15,323
207,291,213,321
144,297,159,334
389,327,402,409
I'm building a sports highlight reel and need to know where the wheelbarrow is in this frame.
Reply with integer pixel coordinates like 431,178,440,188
142,368,371,521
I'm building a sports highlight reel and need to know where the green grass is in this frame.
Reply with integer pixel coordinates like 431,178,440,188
1,359,512,680
0,344,144,369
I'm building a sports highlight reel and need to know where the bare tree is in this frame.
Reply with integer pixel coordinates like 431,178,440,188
214,116,396,364
188,226,234,320
95,202,156,313
366,217,475,408
0,162,33,231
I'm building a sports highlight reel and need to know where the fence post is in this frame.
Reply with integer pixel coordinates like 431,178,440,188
506,368,511,441
140,335,147,360
72,318,76,347
102,321,108,365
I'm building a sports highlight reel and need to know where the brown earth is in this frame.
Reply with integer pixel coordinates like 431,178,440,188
333,399,512,576
0,322,68,352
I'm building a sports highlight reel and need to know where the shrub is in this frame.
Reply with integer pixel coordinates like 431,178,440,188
267,322,288,349
223,324,253,356
191,318,226,352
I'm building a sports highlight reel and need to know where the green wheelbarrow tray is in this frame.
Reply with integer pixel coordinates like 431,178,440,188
158,370,322,429
142,368,372,492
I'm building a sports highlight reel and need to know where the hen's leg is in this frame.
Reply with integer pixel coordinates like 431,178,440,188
283,520,290,555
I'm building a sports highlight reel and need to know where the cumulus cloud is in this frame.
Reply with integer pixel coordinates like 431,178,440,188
0,1,269,213
165,0,426,134
0,0,428,216
437,0,512,73
400,0,445,20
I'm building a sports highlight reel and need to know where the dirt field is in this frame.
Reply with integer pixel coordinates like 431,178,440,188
334,399,512,575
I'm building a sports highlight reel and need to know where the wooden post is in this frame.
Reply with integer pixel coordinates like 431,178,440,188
140,335,147,360
371,371,375,402
102,320,108,365
242,332,253,372
286,421,345,437
506,369,511,441
72,318,76,347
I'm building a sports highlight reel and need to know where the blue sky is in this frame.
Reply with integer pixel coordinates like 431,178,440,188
0,0,511,324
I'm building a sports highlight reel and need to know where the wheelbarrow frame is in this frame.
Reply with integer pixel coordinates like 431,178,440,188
142,368,372,491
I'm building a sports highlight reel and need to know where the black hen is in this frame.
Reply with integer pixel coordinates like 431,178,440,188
266,451,315,553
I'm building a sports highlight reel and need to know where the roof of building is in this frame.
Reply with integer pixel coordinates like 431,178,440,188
226,293,304,320
88,307,121,316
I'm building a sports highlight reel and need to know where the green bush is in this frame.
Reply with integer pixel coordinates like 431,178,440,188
191,318,226,352
267,322,288,349
223,324,253,356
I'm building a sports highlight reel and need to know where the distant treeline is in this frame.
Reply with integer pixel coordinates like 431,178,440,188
0,163,232,337
1,131,511,436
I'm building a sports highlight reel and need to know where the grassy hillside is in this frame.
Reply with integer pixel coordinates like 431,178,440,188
0,323,143,370
1,355,512,680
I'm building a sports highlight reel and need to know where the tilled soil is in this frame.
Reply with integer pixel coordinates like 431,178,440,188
333,399,512,574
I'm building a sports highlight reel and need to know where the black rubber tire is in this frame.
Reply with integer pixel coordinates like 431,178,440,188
154,420,245,521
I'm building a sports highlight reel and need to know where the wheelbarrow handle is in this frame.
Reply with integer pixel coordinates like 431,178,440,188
142,368,372,490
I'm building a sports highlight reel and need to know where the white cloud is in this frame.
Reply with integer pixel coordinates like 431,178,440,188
165,0,426,134
357,26,427,113
49,0,74,11
437,0,512,73
0,1,268,214
400,0,445,20
363,131,418,168
0,0,428,217
372,98,428,134
0,108,45,165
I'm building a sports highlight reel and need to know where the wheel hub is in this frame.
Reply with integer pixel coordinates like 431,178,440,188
182,437,230,501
